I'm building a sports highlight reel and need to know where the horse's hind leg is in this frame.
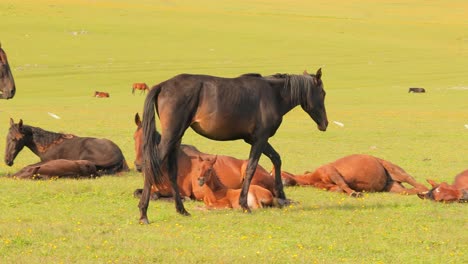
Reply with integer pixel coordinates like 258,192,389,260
167,144,190,216
262,142,286,200
377,158,429,193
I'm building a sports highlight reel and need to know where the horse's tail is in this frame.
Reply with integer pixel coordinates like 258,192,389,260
142,84,164,187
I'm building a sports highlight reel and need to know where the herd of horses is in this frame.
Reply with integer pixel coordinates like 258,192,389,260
1,45,466,225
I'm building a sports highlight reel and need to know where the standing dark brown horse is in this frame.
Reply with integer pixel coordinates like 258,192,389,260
139,69,328,224
0,43,16,99
418,169,468,202
133,113,276,200
4,118,129,174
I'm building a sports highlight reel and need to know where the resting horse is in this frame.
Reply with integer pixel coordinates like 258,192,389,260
277,154,428,196
12,159,97,179
5,118,129,174
197,155,277,209
418,169,468,202
139,69,328,223
133,113,276,200
0,42,16,99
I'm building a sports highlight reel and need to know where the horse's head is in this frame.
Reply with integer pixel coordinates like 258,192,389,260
0,44,16,99
5,118,28,166
302,68,328,131
133,113,161,172
418,179,464,202
197,155,217,187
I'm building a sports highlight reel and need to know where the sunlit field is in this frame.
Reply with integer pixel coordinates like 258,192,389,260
1,0,467,263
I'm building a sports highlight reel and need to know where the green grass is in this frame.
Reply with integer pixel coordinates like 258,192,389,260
1,0,467,263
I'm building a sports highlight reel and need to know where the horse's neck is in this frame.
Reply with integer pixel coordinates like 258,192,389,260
24,126,68,158
268,76,302,115
204,171,228,199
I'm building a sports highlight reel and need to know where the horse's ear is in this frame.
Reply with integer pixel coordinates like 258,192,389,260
212,155,218,164
303,70,309,75
10,118,14,126
135,113,141,127
18,119,23,128
316,68,322,80
426,179,439,188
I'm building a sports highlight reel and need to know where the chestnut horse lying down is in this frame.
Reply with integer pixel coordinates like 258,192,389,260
418,169,468,202
133,113,275,200
278,154,428,197
94,91,110,98
197,156,279,209
12,159,97,179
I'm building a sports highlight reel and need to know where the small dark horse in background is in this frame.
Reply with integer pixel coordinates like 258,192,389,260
0,42,16,99
5,118,129,174
132,83,149,94
139,69,328,224
408,87,425,93
418,169,468,202
12,159,97,179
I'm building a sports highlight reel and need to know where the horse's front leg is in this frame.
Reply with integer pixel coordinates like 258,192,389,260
167,144,190,216
240,140,266,212
262,143,286,200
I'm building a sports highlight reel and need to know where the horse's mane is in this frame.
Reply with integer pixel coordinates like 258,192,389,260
281,74,319,108
22,125,75,151
239,73,262,78
206,164,227,191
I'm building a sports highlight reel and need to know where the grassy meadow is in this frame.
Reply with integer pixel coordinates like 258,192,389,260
1,0,467,262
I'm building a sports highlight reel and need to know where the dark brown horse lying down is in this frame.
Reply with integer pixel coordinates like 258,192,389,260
12,159,97,179
5,118,129,175
196,156,278,209
133,113,275,200
278,154,428,197
418,169,468,202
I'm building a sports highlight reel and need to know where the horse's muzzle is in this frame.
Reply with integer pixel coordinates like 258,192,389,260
318,121,328,131
5,160,13,166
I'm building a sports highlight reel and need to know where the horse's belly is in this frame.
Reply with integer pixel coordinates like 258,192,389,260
334,156,388,192
190,119,252,141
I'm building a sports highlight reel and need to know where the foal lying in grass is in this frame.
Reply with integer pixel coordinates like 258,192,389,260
196,156,280,209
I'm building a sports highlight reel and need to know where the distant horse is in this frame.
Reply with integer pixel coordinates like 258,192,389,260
277,154,428,197
133,113,276,200
418,170,468,202
5,118,129,174
132,83,149,94
408,87,425,93
94,91,110,98
197,155,277,209
12,159,97,179
139,69,328,223
0,42,16,99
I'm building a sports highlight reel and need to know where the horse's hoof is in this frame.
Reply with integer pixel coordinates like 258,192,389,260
139,218,150,225
242,208,252,213
350,191,362,198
